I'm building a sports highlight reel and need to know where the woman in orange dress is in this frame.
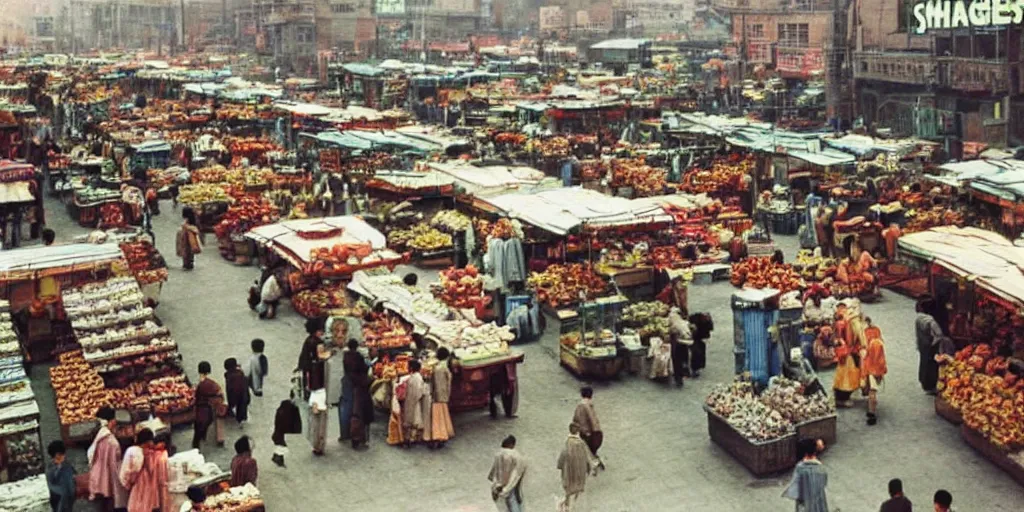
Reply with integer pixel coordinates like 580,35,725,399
860,317,887,426
832,303,861,407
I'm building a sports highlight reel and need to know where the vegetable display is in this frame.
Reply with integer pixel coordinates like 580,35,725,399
435,265,489,309
682,154,755,195
610,158,668,197
730,257,805,294
388,223,453,252
705,378,834,441
527,264,608,308
431,210,472,232
213,196,279,239
178,183,230,205
939,344,1024,450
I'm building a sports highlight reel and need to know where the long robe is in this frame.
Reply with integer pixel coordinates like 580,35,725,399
87,426,128,507
402,372,427,430
430,364,455,441
557,435,593,495
488,448,527,510
571,400,601,436
916,312,944,390
782,459,829,512
119,446,169,512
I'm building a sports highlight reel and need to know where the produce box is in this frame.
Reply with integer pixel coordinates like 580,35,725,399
934,396,962,425
960,424,1024,487
705,406,797,477
795,414,837,447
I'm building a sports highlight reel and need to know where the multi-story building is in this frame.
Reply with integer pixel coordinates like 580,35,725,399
236,0,319,74
322,0,374,53
78,0,180,52
714,0,849,122
619,0,696,38
850,0,1020,147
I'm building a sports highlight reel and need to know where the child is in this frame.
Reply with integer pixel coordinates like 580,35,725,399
46,440,76,512
248,339,268,397
224,358,250,424
272,398,301,468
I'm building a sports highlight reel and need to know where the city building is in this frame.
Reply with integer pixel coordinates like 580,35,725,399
850,0,1021,148
78,0,180,52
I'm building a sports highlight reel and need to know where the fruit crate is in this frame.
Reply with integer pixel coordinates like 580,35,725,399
795,414,837,447
934,396,962,425
705,406,797,477
960,424,1024,487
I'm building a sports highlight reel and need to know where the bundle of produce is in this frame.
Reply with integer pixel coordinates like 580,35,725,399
681,154,755,195
494,132,527,146
610,158,667,197
50,351,108,425
225,138,281,166
291,285,349,318
82,336,177,364
527,264,608,308
621,301,670,327
435,265,487,309
792,250,838,282
939,344,1024,450
99,203,126,228
201,483,264,511
119,240,168,284
178,183,230,205
63,277,142,308
705,378,834,441
477,218,522,247
303,243,379,276
903,207,965,234
72,305,154,331
730,257,805,294
431,210,472,232
213,196,279,239
388,223,452,252
526,136,570,158
147,375,195,415
191,166,228,184
362,313,413,350
373,353,415,379
580,160,606,181
338,153,396,176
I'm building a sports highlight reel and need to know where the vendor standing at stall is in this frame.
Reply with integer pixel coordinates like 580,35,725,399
915,300,947,394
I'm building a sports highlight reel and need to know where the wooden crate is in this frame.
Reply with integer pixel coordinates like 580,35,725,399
960,425,1024,487
934,396,962,425
559,344,623,380
795,414,837,447
706,407,797,477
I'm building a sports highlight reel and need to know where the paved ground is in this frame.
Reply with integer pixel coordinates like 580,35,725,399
32,194,1024,512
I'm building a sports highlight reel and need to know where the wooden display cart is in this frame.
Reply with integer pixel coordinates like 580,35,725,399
705,406,797,477
960,424,1024,487
559,344,624,379
448,351,526,413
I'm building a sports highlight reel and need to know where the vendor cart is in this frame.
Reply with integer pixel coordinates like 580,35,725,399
449,351,526,413
558,296,631,379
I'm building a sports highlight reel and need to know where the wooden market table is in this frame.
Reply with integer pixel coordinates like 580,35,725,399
449,351,526,413
559,344,623,379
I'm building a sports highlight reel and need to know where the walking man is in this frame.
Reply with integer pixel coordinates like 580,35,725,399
572,386,605,470
915,300,947,393
488,435,527,512
557,424,595,512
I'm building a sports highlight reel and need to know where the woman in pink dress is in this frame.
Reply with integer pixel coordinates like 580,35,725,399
119,429,169,512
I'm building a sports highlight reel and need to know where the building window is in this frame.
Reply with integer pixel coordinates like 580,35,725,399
747,23,764,39
296,26,314,43
896,0,913,33
331,3,355,13
749,43,770,62
778,23,809,48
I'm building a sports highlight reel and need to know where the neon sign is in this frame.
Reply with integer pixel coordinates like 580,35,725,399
913,0,1024,34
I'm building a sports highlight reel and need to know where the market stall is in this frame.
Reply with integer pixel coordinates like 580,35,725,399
0,300,43,484
0,161,43,248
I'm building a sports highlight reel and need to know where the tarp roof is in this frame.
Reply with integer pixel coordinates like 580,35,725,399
425,161,548,196
244,216,399,271
0,243,123,272
591,39,650,50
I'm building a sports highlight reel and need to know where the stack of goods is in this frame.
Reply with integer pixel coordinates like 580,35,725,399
62,278,181,377
50,350,108,428
528,264,608,309
338,153,396,177
213,196,279,239
705,378,835,441
559,329,617,358
388,223,453,253
225,138,282,166
903,207,965,233
0,301,43,483
361,312,413,350
303,242,386,277
792,250,837,283
0,474,49,511
431,210,472,233
580,160,606,181
291,283,351,319
526,136,571,158
199,483,265,512
682,154,756,196
434,266,490,311
373,353,417,380
450,323,514,361
730,257,805,294
610,158,668,197
939,345,1024,451
178,183,231,205
146,375,194,416
620,301,670,342
493,132,527,147
191,167,229,184
119,240,169,285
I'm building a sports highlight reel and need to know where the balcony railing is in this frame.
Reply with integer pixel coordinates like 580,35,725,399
853,52,936,85
936,57,1009,93
712,0,831,12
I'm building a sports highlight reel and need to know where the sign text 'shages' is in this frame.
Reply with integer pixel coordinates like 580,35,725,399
913,0,1024,34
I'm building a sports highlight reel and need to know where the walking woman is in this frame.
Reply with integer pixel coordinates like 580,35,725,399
119,428,170,512
429,347,455,449
193,361,225,449
176,207,202,270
